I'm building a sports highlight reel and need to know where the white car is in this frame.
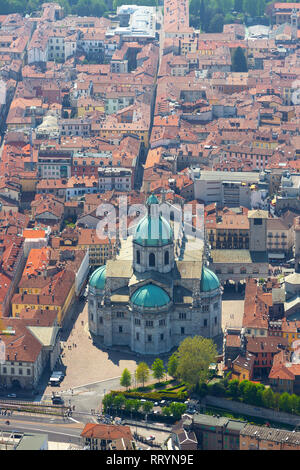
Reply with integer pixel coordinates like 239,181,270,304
7,394,16,398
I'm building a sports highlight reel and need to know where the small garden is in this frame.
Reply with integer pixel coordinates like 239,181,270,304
101,336,217,423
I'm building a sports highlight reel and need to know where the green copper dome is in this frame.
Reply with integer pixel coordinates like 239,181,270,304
200,266,220,292
131,284,171,308
89,265,106,290
134,214,173,246
134,193,172,246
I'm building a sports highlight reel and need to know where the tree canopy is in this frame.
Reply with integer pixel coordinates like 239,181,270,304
120,368,132,389
232,46,248,72
135,362,150,387
151,358,165,382
172,336,217,389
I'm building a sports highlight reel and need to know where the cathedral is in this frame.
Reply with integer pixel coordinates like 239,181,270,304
88,194,222,355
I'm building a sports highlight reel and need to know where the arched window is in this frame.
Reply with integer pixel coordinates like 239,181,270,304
164,250,169,265
136,250,140,264
149,253,155,267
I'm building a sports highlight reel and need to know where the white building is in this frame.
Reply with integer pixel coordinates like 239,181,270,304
88,194,222,355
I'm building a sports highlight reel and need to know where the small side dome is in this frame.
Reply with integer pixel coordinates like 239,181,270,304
89,265,106,290
200,266,220,292
131,284,170,308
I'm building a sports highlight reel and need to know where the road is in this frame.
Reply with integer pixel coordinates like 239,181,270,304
0,414,83,444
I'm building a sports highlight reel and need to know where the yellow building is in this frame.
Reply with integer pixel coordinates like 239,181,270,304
281,319,300,351
231,353,254,382
12,270,75,325
77,98,105,117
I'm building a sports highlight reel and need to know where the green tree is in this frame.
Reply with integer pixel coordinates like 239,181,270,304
120,368,132,390
175,336,217,389
113,394,126,412
142,401,154,415
131,399,141,416
152,358,165,382
273,392,281,411
227,379,240,399
279,392,292,413
135,362,150,387
124,399,134,413
289,394,298,414
208,13,224,33
169,402,187,420
232,46,248,72
243,381,259,405
209,381,226,397
197,381,208,398
167,352,179,378
162,406,171,417
102,393,114,413
238,379,249,397
234,0,243,12
262,387,275,409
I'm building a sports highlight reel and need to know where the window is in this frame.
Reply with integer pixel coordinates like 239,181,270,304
135,318,141,325
254,219,262,225
136,250,140,264
117,312,124,318
2,367,6,374
147,335,152,342
99,316,103,324
164,250,169,265
146,321,153,327
159,319,165,326
179,313,186,320
149,253,155,267
19,369,23,375
214,316,217,325
204,319,207,327
181,327,185,335
160,333,164,341
119,326,123,333
136,332,140,341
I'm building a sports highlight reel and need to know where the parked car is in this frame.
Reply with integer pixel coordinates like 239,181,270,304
52,396,64,405
7,394,16,398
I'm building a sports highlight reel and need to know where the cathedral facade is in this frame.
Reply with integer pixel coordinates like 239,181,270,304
88,195,222,355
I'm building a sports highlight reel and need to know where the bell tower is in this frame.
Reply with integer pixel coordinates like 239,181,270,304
248,210,268,252
291,8,298,41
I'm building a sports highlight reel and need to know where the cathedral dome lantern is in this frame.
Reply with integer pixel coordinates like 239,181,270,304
133,194,174,273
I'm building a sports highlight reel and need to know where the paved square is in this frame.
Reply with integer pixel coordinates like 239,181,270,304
46,300,139,392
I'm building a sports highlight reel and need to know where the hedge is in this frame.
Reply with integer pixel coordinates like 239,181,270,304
110,390,188,401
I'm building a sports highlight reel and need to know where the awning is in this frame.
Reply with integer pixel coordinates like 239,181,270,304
268,253,285,259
